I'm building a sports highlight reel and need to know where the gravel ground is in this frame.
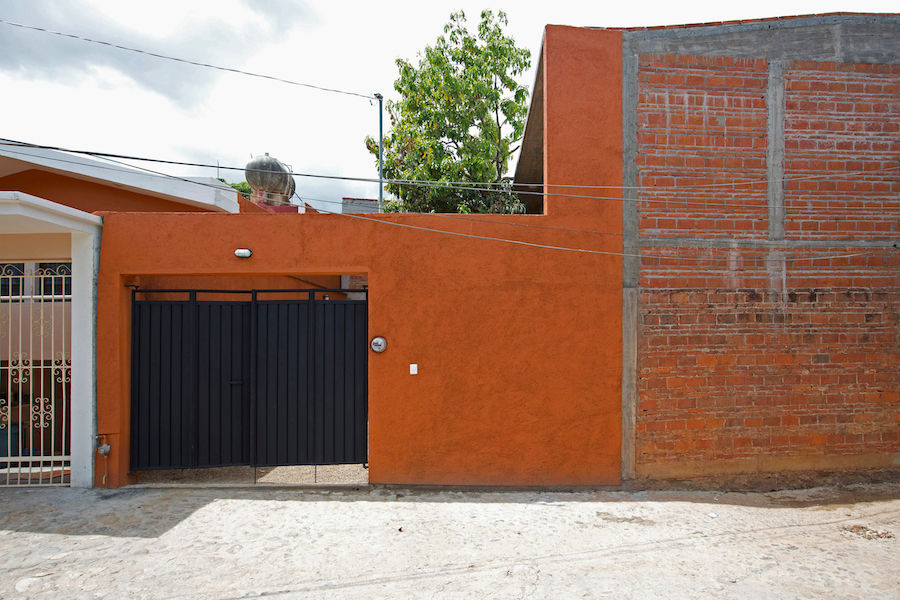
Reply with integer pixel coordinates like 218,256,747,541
0,483,897,599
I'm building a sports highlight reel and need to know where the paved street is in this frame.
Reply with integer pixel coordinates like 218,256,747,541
0,483,897,599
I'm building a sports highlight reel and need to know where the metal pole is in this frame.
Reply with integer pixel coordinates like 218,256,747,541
374,93,383,212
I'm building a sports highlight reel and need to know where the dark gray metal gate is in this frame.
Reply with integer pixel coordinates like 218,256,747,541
130,289,367,471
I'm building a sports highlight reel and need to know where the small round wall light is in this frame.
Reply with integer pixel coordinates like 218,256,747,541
234,248,253,258
370,336,387,353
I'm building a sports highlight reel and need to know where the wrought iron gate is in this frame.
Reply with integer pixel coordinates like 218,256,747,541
1,262,72,486
130,289,368,471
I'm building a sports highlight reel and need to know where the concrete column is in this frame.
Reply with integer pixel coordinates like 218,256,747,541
620,41,640,480
69,228,101,488
766,60,786,242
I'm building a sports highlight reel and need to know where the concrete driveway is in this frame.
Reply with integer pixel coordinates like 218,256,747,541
0,483,897,599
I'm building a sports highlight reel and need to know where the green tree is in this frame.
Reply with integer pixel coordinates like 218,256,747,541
219,178,252,199
366,10,530,213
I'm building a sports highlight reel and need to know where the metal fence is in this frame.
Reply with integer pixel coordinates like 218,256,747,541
0,262,71,486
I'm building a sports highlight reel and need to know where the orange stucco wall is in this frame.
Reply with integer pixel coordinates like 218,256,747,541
544,26,623,219
0,169,208,213
95,27,624,488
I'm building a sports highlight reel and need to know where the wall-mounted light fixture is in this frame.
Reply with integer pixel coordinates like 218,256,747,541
370,336,387,353
234,248,253,258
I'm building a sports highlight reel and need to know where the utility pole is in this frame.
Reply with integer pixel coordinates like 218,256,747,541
374,92,384,212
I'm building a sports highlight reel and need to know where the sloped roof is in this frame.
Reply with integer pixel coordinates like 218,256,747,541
0,142,239,213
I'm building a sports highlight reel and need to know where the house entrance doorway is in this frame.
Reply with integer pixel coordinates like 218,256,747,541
129,288,368,472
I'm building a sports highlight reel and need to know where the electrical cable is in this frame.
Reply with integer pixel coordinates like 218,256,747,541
4,138,896,195
297,194,885,265
0,145,235,195
2,20,894,196
293,194,627,255
0,143,632,238
9,139,887,247
392,167,899,190
1,139,896,212
11,138,875,264
0,18,375,100
2,141,896,265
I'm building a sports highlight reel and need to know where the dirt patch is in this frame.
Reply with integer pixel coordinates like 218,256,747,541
595,511,656,525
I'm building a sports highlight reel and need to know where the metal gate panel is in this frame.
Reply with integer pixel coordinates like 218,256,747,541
196,302,250,467
253,301,311,466
253,299,368,467
130,301,197,470
131,289,367,471
311,300,368,465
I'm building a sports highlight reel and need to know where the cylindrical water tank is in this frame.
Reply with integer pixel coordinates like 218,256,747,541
246,153,295,205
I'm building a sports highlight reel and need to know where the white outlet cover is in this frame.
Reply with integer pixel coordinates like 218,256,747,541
409,363,418,375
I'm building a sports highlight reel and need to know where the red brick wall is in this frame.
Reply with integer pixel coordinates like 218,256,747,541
784,61,900,239
636,55,769,239
633,54,899,477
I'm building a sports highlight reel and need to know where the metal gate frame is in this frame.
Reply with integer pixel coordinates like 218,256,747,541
129,288,368,471
1,262,72,486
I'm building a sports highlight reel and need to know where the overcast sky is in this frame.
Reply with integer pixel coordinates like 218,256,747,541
1,0,896,211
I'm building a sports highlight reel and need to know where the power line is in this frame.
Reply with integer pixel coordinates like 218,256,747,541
9,138,875,264
379,174,899,210
404,167,898,190
48,149,896,265
0,18,375,100
0,145,629,238
0,145,240,202
430,213,625,237
1,19,894,198
2,140,896,212
305,209,628,255
78,166,874,266
297,195,885,266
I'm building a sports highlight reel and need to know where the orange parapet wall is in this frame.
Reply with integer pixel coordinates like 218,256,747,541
544,26,623,221
95,27,624,488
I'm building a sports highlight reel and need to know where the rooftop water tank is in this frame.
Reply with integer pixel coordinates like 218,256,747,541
245,153,295,206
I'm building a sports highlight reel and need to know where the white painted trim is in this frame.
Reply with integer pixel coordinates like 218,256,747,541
69,229,100,488
0,145,239,213
0,191,102,234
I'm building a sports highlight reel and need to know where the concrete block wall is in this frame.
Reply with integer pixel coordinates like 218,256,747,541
624,33,899,479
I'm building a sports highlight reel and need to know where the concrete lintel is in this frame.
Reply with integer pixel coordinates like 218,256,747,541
621,16,900,64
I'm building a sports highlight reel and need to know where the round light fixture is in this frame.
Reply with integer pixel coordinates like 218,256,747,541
370,336,387,353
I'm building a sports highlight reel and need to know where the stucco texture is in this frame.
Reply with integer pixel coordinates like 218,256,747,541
95,27,624,488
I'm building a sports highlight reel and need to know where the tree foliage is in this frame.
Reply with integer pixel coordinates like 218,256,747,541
366,10,530,213
219,178,252,199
